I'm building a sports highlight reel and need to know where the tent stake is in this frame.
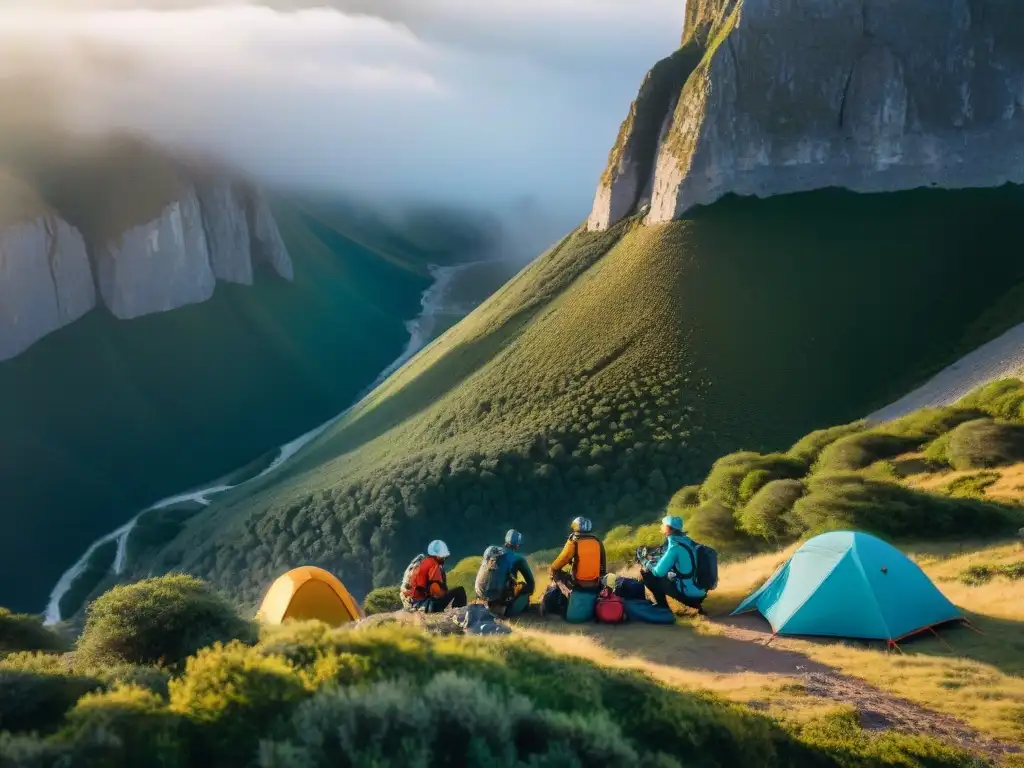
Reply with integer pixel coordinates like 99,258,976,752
765,633,777,647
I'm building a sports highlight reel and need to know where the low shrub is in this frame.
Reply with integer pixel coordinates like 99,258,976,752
788,421,866,465
259,672,643,768
362,586,402,616
881,407,986,440
958,561,1024,586
701,452,806,510
789,474,1017,540
814,432,923,474
0,608,67,657
795,707,977,767
62,684,186,767
0,652,102,734
604,523,663,567
76,575,257,668
739,479,805,542
687,500,757,552
958,378,1024,420
939,418,1024,470
169,641,308,766
941,472,1000,499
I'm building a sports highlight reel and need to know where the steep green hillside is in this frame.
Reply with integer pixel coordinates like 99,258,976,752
0,196,486,614
139,184,1024,605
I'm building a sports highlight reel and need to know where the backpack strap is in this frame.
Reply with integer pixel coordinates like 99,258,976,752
675,540,696,579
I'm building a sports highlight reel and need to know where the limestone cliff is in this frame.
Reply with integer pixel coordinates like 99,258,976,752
0,162,294,360
0,173,94,360
588,0,1024,229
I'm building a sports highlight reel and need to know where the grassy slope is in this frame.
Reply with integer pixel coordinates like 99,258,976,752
146,184,1024,608
522,538,1024,751
0,573,993,767
0,198,444,614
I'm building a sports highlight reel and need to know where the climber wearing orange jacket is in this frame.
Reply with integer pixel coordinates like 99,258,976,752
549,517,606,591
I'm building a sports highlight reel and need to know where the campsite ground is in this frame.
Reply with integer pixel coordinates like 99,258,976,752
509,540,1024,762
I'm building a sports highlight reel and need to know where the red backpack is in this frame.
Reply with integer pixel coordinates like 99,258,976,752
594,588,626,624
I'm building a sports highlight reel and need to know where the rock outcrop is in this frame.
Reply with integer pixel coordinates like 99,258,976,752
91,184,216,320
196,179,254,286
0,164,294,360
0,175,95,359
588,0,1024,230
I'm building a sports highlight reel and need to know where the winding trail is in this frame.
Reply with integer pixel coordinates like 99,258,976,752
44,261,482,625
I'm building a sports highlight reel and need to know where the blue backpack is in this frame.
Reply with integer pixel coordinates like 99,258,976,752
623,599,676,625
475,546,512,602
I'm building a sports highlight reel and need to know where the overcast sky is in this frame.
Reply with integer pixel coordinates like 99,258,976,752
0,1,684,232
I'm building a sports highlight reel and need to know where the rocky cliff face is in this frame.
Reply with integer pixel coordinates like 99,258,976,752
0,165,293,359
588,0,1024,229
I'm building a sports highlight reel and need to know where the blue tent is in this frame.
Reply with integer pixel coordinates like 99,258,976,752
732,531,962,641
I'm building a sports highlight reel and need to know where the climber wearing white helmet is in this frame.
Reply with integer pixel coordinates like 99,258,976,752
402,539,467,613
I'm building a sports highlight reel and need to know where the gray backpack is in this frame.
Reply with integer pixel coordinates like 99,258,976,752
474,546,511,602
400,553,427,609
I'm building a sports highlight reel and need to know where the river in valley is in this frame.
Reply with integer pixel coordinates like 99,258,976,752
45,255,524,623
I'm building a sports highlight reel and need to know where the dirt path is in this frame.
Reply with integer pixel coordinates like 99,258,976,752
712,616,1021,762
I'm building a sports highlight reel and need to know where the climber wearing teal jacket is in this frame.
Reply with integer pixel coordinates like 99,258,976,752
639,515,707,614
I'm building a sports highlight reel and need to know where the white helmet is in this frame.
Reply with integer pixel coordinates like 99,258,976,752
427,540,450,558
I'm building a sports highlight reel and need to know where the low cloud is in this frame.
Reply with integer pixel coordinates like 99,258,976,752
0,1,683,238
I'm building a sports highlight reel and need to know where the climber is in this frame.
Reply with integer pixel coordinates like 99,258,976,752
548,516,606,592
639,515,707,614
403,540,468,613
474,529,536,617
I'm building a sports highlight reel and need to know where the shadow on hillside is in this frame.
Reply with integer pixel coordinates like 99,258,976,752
897,612,1024,679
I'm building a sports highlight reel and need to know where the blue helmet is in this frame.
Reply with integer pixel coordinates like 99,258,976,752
505,529,523,548
571,517,593,533
662,515,684,532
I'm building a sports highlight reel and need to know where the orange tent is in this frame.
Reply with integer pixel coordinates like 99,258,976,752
257,565,363,626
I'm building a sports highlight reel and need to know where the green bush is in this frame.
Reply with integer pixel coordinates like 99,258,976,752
789,474,1017,540
739,480,805,542
938,418,1024,470
668,484,701,509
62,684,185,768
362,586,402,616
788,422,865,465
604,523,664,567
941,472,1000,499
88,663,172,698
0,652,102,734
76,575,257,668
701,452,806,510
0,608,67,656
169,641,307,766
795,707,977,767
0,732,72,768
881,407,986,440
686,500,756,552
814,432,922,474
958,378,1024,420
260,672,644,768
738,469,774,504
958,561,1024,586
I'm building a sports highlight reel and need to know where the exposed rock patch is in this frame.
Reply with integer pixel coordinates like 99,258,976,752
0,161,294,359
589,0,1024,229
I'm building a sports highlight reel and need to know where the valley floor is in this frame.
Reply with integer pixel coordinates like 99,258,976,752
511,541,1024,761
